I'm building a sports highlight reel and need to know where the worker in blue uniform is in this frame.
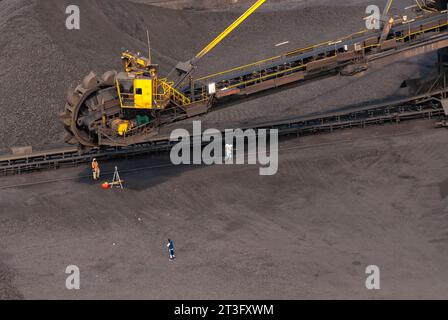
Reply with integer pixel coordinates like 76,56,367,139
167,239,175,261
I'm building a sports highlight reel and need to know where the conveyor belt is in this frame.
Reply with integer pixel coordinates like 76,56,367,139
1,90,445,176
185,11,448,99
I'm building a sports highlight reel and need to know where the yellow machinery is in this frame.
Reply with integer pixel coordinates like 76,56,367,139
60,0,268,143
116,51,191,111
115,0,266,113
62,0,448,147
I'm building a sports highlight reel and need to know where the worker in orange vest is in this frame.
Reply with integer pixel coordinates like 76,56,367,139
91,158,100,180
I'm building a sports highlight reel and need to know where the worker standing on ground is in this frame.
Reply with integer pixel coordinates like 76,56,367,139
225,143,233,162
91,158,100,180
167,239,175,261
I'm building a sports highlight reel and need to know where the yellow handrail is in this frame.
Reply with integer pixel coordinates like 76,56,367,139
196,29,368,82
222,19,448,90
159,81,192,105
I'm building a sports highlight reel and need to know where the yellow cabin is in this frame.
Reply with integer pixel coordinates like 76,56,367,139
116,73,155,110
133,78,153,109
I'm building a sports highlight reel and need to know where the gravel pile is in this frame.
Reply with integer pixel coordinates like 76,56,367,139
0,0,434,150
130,0,256,10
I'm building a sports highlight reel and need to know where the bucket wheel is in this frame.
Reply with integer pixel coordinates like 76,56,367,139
59,71,117,148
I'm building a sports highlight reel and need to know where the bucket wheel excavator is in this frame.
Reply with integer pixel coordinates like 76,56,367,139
60,0,448,149
60,0,267,149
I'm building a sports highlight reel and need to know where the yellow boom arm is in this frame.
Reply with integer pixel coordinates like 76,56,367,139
194,0,266,61
383,0,393,15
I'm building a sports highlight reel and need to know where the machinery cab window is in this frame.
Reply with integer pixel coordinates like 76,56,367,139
118,79,134,94
117,76,135,108
117,73,153,109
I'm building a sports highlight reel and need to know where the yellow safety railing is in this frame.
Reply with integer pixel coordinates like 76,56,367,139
207,14,448,90
363,18,448,50
158,80,192,106
196,29,368,82
116,79,135,108
198,11,447,83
